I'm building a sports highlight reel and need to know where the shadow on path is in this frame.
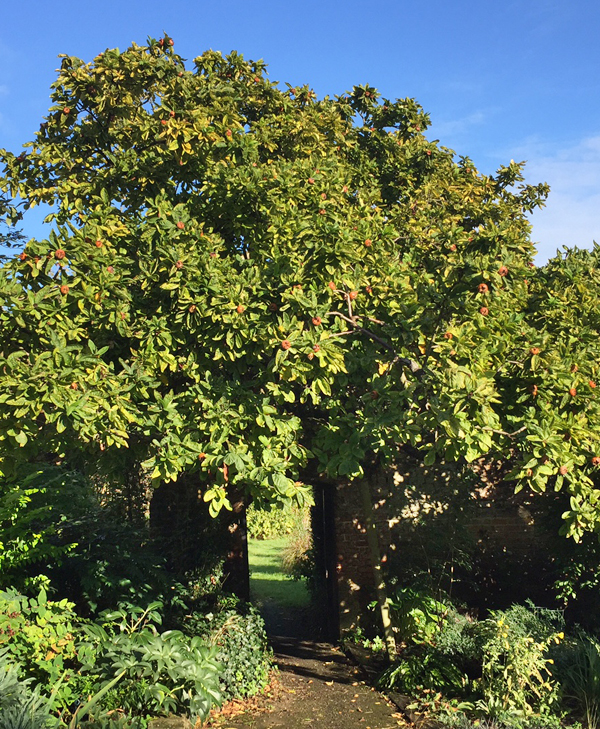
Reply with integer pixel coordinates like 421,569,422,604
208,636,408,729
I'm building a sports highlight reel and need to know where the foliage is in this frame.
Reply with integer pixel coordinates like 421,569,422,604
553,632,600,729
0,464,178,618
0,649,56,729
380,596,566,722
0,589,237,725
246,501,308,540
54,507,172,616
176,594,271,700
0,466,91,593
388,586,449,644
79,603,223,723
435,714,568,729
0,588,82,708
0,687,56,729
2,36,600,538
203,597,272,700
477,604,563,716
0,191,25,264
281,515,312,579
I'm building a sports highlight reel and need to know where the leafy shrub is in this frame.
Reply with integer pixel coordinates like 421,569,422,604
380,647,473,698
0,587,83,709
281,518,312,579
388,586,450,644
181,595,272,700
380,596,565,723
0,466,91,593
45,497,174,618
553,632,600,729
477,604,563,716
79,604,223,723
0,465,175,618
247,502,309,540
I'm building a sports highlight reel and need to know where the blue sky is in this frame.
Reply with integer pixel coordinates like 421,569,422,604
1,0,598,262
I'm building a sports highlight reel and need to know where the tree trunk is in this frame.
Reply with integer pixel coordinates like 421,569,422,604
221,486,250,601
359,478,396,660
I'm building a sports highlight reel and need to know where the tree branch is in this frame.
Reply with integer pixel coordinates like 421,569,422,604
325,310,423,376
482,425,527,438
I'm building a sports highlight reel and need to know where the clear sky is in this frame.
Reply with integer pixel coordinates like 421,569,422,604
1,0,598,262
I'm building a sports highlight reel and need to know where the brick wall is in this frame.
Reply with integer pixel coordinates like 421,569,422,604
333,456,553,633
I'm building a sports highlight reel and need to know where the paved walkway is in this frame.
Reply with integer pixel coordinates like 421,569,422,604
207,637,408,729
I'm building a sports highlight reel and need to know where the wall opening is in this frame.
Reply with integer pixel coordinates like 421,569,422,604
247,485,339,641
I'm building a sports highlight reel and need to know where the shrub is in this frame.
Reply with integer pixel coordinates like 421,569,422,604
477,604,563,716
388,586,450,644
380,597,565,723
0,465,175,618
553,632,600,729
0,587,83,710
79,604,223,723
0,466,91,594
181,595,272,701
281,518,313,579
247,502,309,540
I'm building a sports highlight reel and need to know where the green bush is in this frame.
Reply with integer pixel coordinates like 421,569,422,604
247,502,308,540
380,596,565,723
0,587,83,710
0,465,175,618
181,595,272,700
388,586,450,644
79,603,223,723
0,466,91,593
477,604,563,716
553,632,600,729
281,518,312,579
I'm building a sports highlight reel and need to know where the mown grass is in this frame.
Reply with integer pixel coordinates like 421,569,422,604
248,537,311,609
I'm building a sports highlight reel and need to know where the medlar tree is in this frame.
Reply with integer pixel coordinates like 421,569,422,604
1,37,599,639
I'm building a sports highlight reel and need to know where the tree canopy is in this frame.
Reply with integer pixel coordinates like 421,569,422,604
1,36,600,537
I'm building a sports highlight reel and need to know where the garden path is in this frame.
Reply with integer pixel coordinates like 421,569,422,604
207,637,409,729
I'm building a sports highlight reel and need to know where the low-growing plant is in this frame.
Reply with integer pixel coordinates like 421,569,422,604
0,649,61,729
380,647,473,698
0,685,56,729
181,595,272,700
79,608,223,724
0,587,83,710
208,603,272,699
435,713,569,729
554,632,600,729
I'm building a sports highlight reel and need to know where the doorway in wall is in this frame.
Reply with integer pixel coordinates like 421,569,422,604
247,484,338,641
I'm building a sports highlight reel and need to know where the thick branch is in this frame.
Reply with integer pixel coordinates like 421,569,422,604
482,425,527,438
325,311,423,376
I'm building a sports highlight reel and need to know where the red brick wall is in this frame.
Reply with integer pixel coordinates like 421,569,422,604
333,458,551,633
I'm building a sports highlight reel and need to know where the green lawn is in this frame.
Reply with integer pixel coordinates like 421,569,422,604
248,537,311,609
